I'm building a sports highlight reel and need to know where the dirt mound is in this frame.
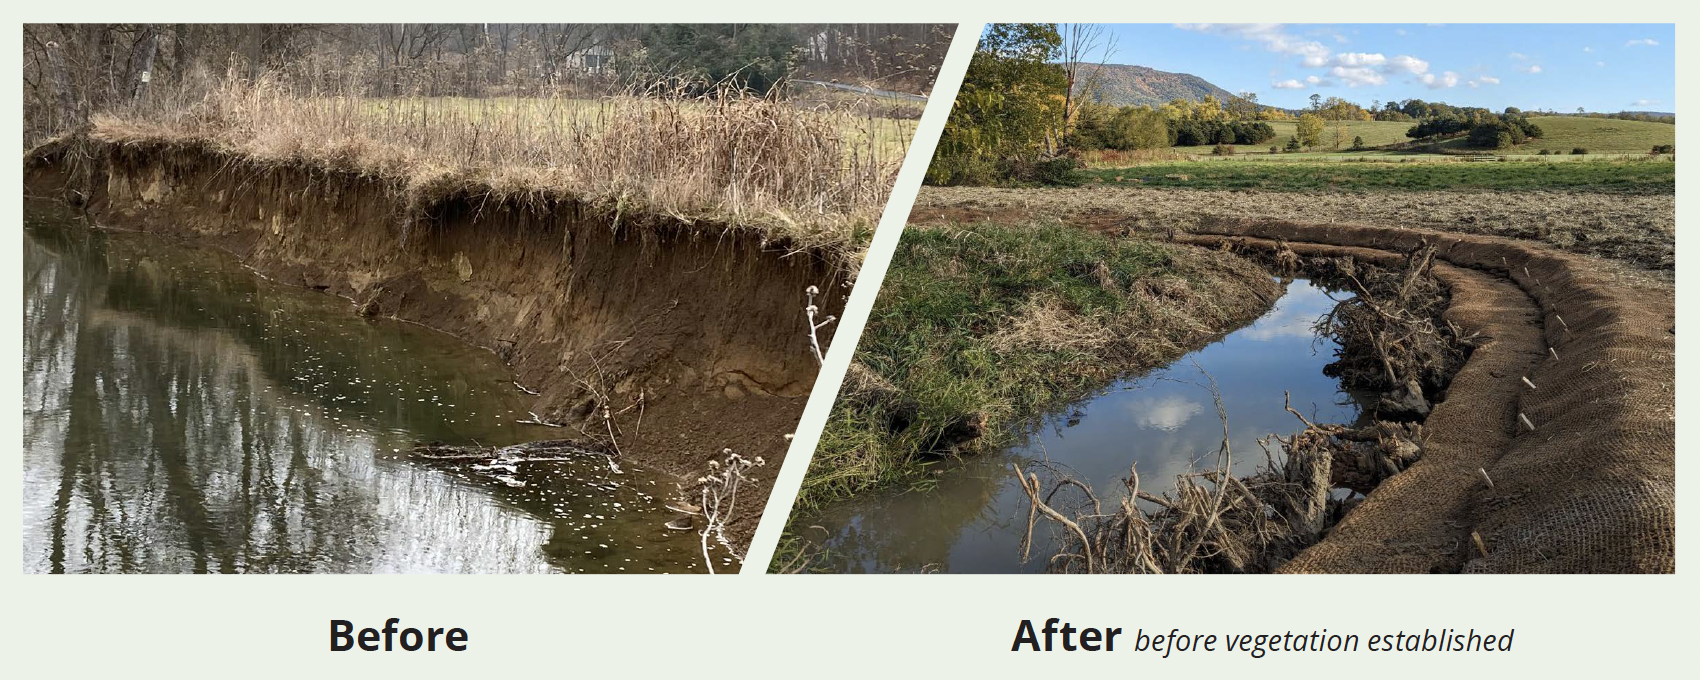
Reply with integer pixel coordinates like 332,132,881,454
27,138,849,553
1181,219,1674,573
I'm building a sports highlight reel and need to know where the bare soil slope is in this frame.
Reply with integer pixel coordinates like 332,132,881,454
29,139,850,551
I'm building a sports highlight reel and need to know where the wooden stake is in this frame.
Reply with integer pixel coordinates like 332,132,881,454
1518,413,1536,431
1479,467,1495,489
1472,531,1490,558
1549,347,1560,361
1521,376,1537,390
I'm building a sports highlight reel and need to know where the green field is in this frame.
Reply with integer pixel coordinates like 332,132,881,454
1173,119,1415,155
1170,115,1674,158
1435,116,1675,155
1080,158,1675,192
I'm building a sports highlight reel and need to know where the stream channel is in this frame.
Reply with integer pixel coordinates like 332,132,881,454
21,200,703,573
804,278,1373,573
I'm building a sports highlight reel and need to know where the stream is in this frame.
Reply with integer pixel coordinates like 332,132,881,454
21,200,703,573
802,278,1372,573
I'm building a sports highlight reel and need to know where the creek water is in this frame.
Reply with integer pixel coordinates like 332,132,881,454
804,279,1371,573
21,201,702,573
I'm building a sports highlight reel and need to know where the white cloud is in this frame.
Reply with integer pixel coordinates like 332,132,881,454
1597,61,1607,68
1179,24,1445,91
1395,28,1408,36
1517,64,1543,74
1508,52,1528,60
1468,81,1480,89
1333,52,1387,67
1478,75,1501,85
1330,66,1385,87
1175,23,1332,66
1421,71,1461,89
1625,38,1660,47
1632,99,1662,107
1582,46,1594,53
1385,54,1430,75
1127,396,1204,433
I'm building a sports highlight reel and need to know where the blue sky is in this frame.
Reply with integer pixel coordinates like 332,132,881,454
1087,24,1675,113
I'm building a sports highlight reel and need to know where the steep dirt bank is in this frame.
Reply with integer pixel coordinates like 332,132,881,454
27,138,850,552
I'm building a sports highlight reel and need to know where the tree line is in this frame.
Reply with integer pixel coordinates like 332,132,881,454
22,23,952,143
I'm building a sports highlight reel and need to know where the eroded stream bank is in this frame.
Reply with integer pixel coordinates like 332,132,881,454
22,201,702,573
28,139,850,556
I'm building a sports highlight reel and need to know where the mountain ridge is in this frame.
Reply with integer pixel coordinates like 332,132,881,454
1073,62,1243,107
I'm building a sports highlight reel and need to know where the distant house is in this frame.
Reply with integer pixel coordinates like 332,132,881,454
565,45,614,74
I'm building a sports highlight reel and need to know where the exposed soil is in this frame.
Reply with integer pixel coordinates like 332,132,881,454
911,186,1676,281
26,138,850,554
913,195,1675,573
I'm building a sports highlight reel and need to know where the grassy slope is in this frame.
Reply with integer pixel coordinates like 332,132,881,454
794,219,1277,514
1079,159,1675,192
1438,116,1675,155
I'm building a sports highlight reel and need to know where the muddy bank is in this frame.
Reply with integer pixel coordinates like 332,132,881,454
27,137,849,552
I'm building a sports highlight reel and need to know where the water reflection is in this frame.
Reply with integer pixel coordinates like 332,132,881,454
21,202,700,573
806,279,1368,573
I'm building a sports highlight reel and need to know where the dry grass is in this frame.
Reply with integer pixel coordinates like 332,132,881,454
1078,146,1189,168
986,293,1117,355
70,73,907,261
913,185,1676,280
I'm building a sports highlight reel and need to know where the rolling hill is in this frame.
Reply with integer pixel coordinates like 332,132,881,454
1073,63,1243,107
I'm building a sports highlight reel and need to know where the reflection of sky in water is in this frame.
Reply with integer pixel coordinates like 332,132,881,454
807,279,1367,574
21,207,701,573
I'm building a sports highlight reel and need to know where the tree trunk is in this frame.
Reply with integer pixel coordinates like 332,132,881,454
129,24,161,101
43,40,80,132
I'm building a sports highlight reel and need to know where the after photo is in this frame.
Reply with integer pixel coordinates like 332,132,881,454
776,23,1674,574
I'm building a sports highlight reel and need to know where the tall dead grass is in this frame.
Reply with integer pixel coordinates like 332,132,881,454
75,71,902,258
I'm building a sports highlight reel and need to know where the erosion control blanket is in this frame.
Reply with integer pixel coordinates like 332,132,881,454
1185,218,1674,574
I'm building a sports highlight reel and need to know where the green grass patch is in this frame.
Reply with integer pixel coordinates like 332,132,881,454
1082,158,1675,192
1172,116,1675,158
1437,115,1676,156
793,220,1274,516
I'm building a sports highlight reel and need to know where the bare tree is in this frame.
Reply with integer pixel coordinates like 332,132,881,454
1059,23,1118,152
